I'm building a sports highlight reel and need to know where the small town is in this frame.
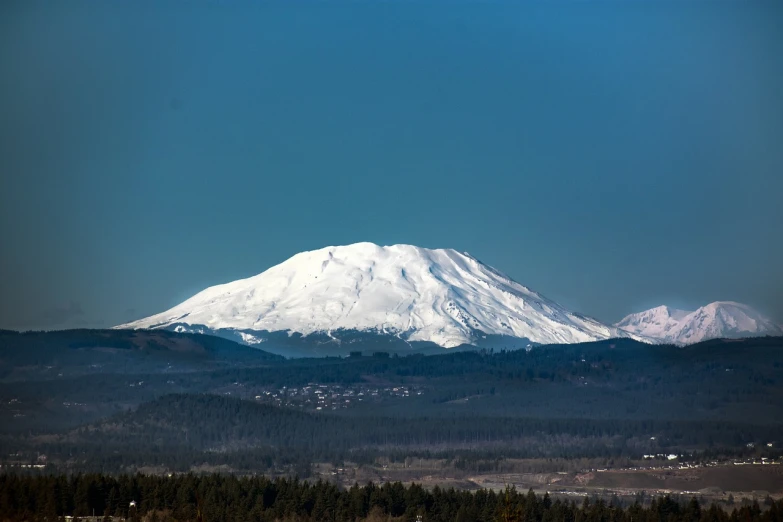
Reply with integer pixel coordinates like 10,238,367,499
236,382,426,411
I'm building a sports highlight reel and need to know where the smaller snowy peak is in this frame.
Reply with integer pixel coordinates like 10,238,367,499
675,301,782,345
622,305,690,323
616,301,783,345
615,305,690,341
662,306,691,322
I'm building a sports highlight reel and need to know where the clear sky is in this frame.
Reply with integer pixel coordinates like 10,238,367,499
1,0,781,331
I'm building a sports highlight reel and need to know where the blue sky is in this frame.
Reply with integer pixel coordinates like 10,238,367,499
1,0,781,330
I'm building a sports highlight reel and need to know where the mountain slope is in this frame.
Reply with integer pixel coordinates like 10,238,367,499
119,242,638,348
616,301,783,345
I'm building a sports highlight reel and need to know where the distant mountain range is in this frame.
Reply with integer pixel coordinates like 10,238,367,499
118,242,781,352
615,301,783,345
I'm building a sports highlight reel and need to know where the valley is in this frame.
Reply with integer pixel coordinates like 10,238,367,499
1,329,781,503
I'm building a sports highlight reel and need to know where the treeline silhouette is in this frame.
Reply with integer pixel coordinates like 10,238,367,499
1,473,780,522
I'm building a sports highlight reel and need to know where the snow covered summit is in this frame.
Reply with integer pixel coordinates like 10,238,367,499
616,301,783,345
119,242,637,348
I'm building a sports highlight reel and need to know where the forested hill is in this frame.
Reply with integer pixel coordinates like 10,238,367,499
93,393,783,454
1,335,782,474
9,392,781,474
0,328,282,380
3,335,783,432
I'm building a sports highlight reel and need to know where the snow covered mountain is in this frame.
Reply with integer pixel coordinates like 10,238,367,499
119,242,640,349
616,301,783,345
614,306,691,342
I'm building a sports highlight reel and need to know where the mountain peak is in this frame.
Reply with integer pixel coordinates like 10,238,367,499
647,305,690,318
616,301,782,345
701,301,749,312
118,242,637,348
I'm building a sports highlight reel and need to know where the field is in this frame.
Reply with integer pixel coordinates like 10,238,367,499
311,461,783,505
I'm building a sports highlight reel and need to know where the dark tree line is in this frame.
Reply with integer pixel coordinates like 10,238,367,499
6,393,780,475
1,473,781,522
